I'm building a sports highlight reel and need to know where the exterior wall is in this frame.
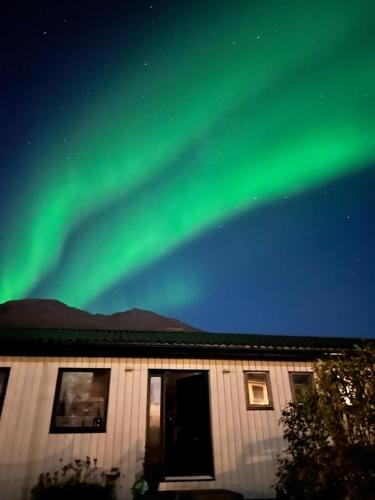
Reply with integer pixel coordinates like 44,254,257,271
0,355,313,500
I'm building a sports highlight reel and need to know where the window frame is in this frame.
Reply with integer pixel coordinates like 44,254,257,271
244,371,274,410
289,372,313,403
0,368,10,416
50,368,111,434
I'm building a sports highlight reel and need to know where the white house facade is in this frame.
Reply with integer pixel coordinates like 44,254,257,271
0,329,359,500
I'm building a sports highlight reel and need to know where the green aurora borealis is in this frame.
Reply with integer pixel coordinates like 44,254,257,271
1,0,375,316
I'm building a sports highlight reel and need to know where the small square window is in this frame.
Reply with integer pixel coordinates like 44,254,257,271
289,372,313,402
50,369,110,433
0,368,10,416
244,371,273,409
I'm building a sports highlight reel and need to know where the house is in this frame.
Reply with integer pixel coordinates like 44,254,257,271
0,327,361,500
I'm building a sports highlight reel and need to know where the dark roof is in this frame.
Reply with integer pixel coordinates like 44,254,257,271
0,328,371,360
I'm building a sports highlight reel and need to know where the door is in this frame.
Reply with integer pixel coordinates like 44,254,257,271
146,370,214,480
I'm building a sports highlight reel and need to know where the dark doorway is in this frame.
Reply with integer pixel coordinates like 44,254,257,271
146,370,214,480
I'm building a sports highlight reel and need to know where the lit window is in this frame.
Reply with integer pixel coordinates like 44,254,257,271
289,372,313,402
245,371,273,409
50,369,110,433
0,368,10,415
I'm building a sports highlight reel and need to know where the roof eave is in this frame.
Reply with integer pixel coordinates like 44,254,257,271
0,339,356,360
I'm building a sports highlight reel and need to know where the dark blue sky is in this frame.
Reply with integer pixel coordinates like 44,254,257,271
1,1,374,337
89,167,375,336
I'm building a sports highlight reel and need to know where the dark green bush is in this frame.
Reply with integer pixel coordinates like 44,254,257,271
275,345,375,500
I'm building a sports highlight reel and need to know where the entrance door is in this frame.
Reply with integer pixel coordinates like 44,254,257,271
146,370,214,480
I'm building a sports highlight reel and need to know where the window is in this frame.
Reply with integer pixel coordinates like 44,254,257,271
244,371,273,409
50,369,110,433
289,372,313,402
0,368,10,415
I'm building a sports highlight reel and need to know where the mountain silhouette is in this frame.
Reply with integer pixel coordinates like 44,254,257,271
0,299,200,331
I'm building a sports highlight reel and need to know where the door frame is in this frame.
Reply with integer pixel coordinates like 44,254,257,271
145,369,215,482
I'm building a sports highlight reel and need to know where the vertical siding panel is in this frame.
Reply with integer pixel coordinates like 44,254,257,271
3,357,29,500
182,356,189,371
120,357,134,494
268,361,279,458
196,358,209,490
189,356,196,370
95,356,107,469
103,356,119,470
215,359,230,490
165,355,171,372
228,359,245,495
79,435,91,463
168,356,177,370
0,356,14,447
188,357,200,491
0,353,11,492
161,355,175,492
203,358,214,491
208,358,221,489
116,358,128,500
127,358,141,490
147,356,154,371
111,358,124,468
79,356,95,463
0,357,17,499
20,358,45,500
254,359,271,498
0,355,12,496
47,357,62,471
270,361,286,460
71,357,84,462
263,361,278,499
87,356,112,463
275,360,289,466
87,357,100,463
49,358,67,469
236,360,252,498
58,357,74,469
295,359,301,374
288,358,300,402
275,360,285,409
138,359,148,464
2,357,27,457
252,359,265,498
285,359,294,401
152,358,162,370
222,360,237,492
4,358,25,498
136,359,148,477
243,358,262,498
29,358,59,494
273,361,286,411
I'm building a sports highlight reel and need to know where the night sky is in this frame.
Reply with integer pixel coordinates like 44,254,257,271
1,0,374,337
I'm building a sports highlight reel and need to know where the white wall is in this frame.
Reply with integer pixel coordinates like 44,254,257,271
0,355,313,500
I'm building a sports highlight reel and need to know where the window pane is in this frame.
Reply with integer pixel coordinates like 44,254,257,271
51,369,110,432
251,384,267,404
293,373,312,386
246,372,271,407
290,373,313,402
148,376,161,448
